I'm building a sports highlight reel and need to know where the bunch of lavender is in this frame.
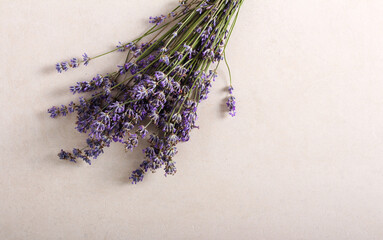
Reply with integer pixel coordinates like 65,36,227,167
49,0,243,183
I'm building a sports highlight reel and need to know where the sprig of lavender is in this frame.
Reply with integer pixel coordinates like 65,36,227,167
49,0,244,184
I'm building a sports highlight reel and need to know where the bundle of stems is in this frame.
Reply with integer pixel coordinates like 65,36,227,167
49,0,243,183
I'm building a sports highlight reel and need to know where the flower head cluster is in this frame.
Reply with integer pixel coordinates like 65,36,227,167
226,86,236,117
149,15,166,25
49,0,243,183
56,53,90,73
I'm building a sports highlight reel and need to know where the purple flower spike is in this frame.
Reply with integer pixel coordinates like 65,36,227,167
70,58,79,68
55,63,63,73
125,134,139,151
58,149,70,159
226,96,236,117
129,169,144,184
61,62,69,71
82,53,90,66
116,41,126,52
149,15,166,25
154,71,166,80
228,86,234,94
47,106,60,118
136,125,148,138
110,101,125,113
160,55,170,65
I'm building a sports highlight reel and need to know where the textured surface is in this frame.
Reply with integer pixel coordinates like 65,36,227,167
1,0,383,239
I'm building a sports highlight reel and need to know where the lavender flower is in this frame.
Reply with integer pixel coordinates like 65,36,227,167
116,41,126,52
61,62,69,71
226,86,236,116
82,53,90,66
60,105,68,116
183,44,193,58
169,12,176,17
58,149,70,160
68,101,76,113
228,86,234,94
58,149,76,162
136,125,148,138
55,63,63,73
125,134,139,151
226,96,236,117
110,101,125,113
159,55,170,65
55,62,69,73
129,169,144,184
48,106,60,118
149,15,166,25
154,71,166,80
70,58,79,68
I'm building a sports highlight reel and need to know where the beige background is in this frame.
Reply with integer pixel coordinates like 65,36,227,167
1,0,383,239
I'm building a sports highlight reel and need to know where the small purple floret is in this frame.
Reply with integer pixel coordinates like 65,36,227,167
149,15,166,25
82,53,90,66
